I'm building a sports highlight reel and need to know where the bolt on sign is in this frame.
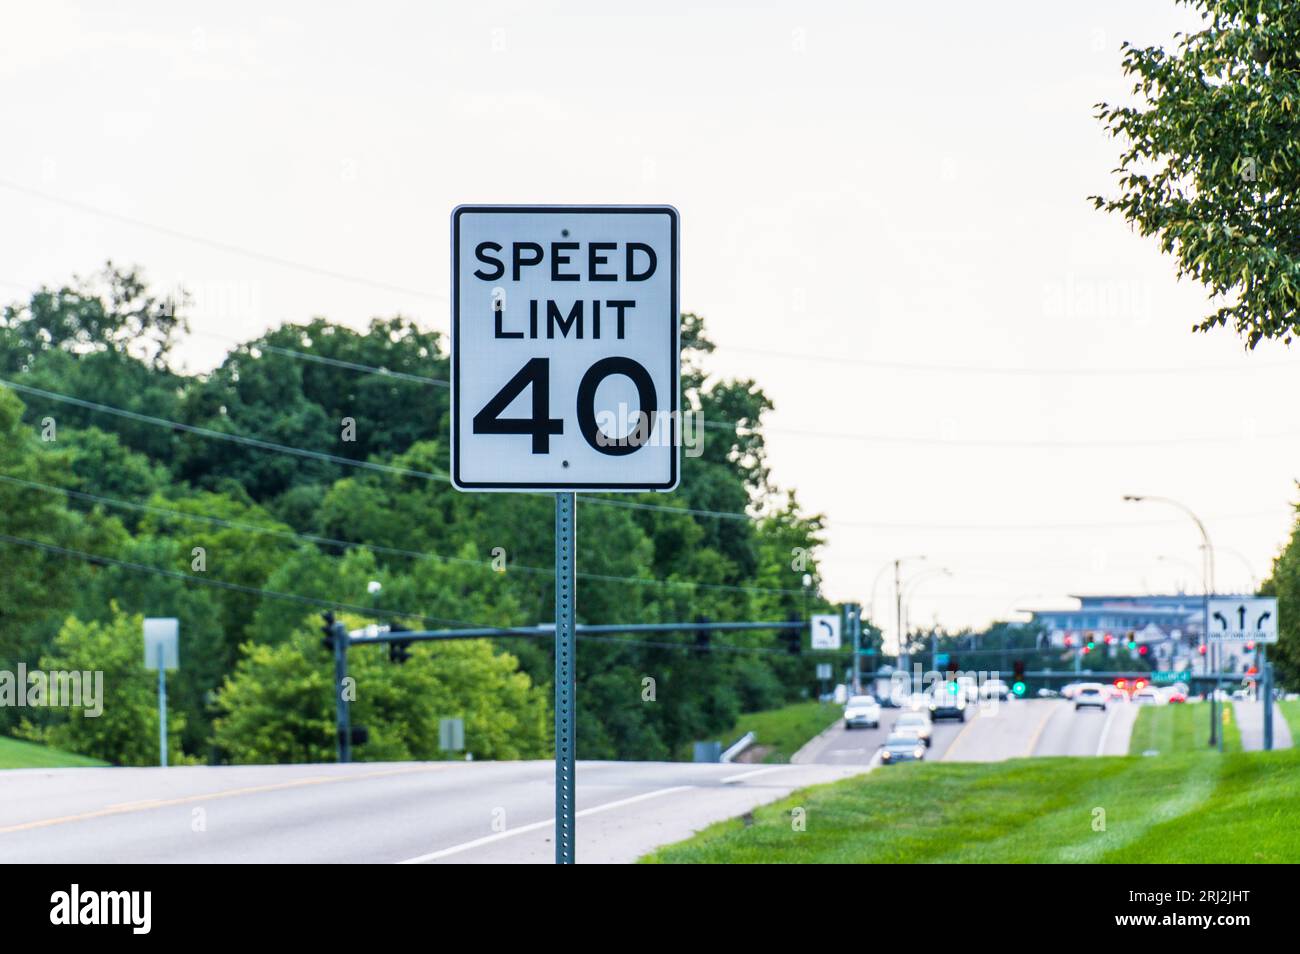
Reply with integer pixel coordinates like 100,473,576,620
451,205,680,490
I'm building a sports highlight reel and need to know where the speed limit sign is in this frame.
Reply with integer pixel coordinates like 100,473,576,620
451,205,679,491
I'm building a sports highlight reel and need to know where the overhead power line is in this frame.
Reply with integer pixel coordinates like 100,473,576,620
0,377,450,481
0,379,1284,533
5,179,1296,377
0,531,798,656
0,178,443,301
185,328,1296,449
0,472,806,597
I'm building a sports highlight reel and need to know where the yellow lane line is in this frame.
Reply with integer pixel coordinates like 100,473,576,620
1024,701,1060,757
940,707,982,761
0,764,446,836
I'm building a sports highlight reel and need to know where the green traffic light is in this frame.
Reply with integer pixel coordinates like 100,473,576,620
1012,681,1026,696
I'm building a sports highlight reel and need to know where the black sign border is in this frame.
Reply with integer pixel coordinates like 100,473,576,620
451,204,680,492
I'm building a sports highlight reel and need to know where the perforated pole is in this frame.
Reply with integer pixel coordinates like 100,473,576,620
555,492,577,863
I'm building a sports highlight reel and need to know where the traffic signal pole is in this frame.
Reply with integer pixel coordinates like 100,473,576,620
1261,643,1273,751
331,618,351,764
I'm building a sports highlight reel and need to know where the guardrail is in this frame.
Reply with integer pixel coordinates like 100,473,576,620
720,731,757,763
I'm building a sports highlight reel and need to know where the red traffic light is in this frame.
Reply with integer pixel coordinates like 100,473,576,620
1198,644,1208,655
1138,645,1149,656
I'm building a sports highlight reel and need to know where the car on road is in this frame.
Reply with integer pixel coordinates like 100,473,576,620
925,686,968,721
895,710,933,746
1133,687,1163,705
843,694,882,730
957,675,980,704
879,733,927,764
1163,688,1187,704
1074,683,1108,711
980,679,1011,702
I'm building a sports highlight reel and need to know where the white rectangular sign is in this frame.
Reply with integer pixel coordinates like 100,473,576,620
451,205,680,491
810,614,842,650
1207,596,1279,644
143,617,179,670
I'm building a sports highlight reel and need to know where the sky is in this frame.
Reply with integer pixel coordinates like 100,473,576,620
2,1,1298,645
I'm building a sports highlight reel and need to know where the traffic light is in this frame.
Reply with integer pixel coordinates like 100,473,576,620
1064,634,1075,648
1138,645,1149,656
695,615,711,655
388,625,413,664
1086,637,1096,651
1198,644,1208,656
1126,631,1137,651
321,611,338,652
1103,633,1114,646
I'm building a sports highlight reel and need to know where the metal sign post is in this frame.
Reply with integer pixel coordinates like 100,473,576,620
157,645,167,767
554,492,577,863
143,617,179,768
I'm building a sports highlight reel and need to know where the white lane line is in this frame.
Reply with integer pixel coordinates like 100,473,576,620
1095,705,1119,757
720,766,786,784
397,785,693,863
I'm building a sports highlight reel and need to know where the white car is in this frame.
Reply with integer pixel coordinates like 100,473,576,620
981,679,1011,701
1133,688,1164,705
843,695,881,730
1074,683,1108,711
957,676,980,704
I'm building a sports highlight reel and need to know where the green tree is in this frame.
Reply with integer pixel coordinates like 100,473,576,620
18,607,190,766
211,620,550,763
1261,500,1300,688
1094,0,1300,345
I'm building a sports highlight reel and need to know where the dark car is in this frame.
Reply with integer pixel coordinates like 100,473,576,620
879,733,927,765
925,687,967,722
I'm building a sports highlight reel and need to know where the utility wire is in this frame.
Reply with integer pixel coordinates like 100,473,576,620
0,531,797,656
0,379,1282,532
0,178,443,301
185,328,1298,448
0,377,450,481
0,472,807,597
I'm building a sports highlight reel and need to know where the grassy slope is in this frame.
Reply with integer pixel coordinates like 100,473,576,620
643,748,1300,863
1128,701,1242,755
1279,700,1300,742
0,735,107,769
713,700,840,763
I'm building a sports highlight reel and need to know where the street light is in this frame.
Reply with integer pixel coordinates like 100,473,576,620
903,568,952,669
1156,554,1203,595
875,555,927,671
1123,494,1219,749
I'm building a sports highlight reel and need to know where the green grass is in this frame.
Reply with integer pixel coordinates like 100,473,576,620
1279,700,1300,743
643,748,1300,863
0,735,107,769
690,700,839,764
1128,701,1241,755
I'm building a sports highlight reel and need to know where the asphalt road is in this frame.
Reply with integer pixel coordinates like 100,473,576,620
793,702,971,765
797,697,1139,765
0,759,870,864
